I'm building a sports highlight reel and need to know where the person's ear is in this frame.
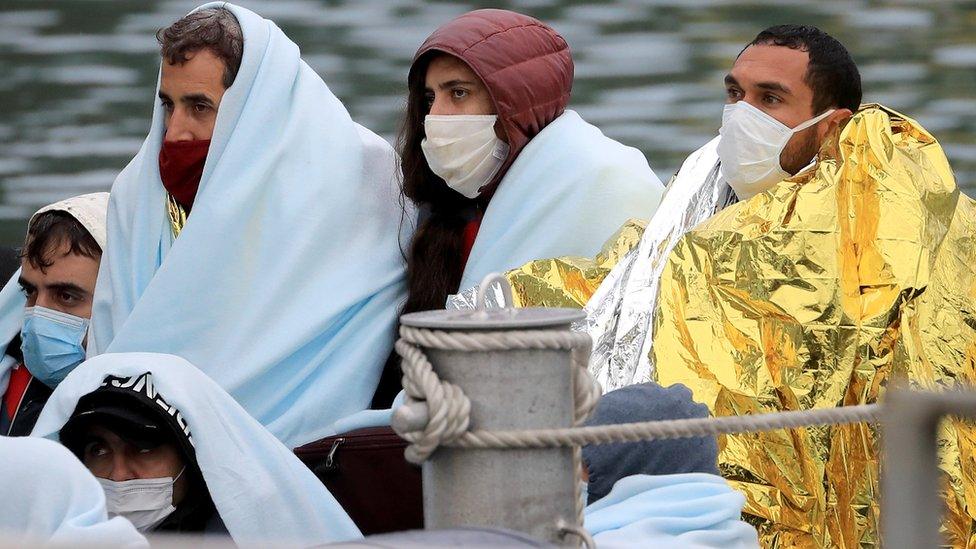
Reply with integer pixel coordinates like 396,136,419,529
820,108,853,141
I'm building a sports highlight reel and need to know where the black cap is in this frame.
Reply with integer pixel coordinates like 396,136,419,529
60,372,196,466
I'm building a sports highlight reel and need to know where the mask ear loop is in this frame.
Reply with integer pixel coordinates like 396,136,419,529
166,466,189,507
798,109,837,169
791,108,836,134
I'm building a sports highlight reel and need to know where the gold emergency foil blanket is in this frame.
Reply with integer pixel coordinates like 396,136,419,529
445,219,645,310
651,105,976,547
506,219,646,308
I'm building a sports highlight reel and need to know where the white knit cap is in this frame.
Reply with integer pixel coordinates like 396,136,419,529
29,192,110,250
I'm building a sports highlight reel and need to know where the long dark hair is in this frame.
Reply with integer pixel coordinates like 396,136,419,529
397,54,481,315
372,55,476,408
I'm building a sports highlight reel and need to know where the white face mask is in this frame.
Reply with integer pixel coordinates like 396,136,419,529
98,467,184,532
718,101,835,200
421,115,510,199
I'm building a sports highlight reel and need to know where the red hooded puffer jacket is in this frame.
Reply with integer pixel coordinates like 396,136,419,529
408,9,573,190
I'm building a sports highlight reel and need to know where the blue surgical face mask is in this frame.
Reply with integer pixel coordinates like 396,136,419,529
20,306,89,388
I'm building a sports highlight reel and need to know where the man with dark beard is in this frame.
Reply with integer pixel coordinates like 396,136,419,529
587,24,862,391
590,25,975,547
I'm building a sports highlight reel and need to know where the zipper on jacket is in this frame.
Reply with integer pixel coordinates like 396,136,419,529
324,438,344,469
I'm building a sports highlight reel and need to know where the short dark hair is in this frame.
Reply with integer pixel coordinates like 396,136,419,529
20,211,101,270
156,7,243,89
746,24,862,114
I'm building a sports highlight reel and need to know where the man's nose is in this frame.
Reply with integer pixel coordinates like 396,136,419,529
108,455,137,482
34,292,56,310
164,107,196,142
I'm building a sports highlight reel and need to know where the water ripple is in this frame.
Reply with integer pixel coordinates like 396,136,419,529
0,0,973,226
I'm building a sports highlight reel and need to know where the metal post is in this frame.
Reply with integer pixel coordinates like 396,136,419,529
397,305,585,546
883,388,976,549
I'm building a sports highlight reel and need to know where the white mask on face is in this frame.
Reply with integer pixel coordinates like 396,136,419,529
718,101,835,200
98,467,184,532
421,115,510,199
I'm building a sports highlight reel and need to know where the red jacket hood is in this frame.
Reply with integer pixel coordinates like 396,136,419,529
409,9,573,189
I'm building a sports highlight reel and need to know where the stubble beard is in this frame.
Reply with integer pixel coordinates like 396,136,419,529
780,127,822,176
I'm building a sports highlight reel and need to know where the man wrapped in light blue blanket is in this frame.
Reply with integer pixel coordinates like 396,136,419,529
31,352,361,545
88,3,408,449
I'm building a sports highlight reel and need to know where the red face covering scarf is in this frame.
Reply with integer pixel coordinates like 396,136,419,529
158,139,210,210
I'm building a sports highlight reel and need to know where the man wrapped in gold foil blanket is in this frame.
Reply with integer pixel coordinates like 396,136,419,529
449,24,976,548
653,103,976,547
647,31,976,548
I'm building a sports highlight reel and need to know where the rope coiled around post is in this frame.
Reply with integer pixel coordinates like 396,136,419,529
395,325,601,463
395,320,880,549
395,322,601,545
394,325,881,462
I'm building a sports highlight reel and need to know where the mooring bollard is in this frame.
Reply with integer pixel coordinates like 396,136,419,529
882,388,976,549
393,276,587,546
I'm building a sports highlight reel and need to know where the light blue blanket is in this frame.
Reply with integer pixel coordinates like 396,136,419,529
458,110,664,290
32,352,362,546
88,3,408,448
0,436,147,547
585,473,759,548
0,274,22,395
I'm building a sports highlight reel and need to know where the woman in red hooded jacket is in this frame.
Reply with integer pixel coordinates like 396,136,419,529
369,9,663,406
397,9,664,318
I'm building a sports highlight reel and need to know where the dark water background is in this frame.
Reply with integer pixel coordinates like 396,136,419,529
1,0,975,245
